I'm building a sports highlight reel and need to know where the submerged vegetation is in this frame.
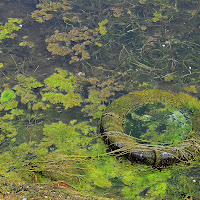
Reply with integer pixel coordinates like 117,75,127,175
0,68,200,199
0,0,200,199
0,18,22,42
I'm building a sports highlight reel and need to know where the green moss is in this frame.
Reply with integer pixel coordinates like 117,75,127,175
104,89,200,120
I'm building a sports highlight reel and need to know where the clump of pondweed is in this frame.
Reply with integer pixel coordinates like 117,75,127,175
0,90,16,104
0,18,23,42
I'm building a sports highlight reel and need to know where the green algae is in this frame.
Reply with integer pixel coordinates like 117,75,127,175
0,90,16,104
0,18,22,41
44,68,76,92
42,68,83,109
13,74,43,106
152,11,163,22
124,104,192,144
16,74,43,89
98,19,108,35
82,78,124,120
0,70,199,199
0,81,199,200
121,168,171,199
0,0,200,199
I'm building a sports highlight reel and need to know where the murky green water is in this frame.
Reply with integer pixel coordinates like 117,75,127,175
0,0,200,199
124,103,192,144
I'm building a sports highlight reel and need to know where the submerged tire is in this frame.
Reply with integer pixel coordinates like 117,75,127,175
100,90,200,167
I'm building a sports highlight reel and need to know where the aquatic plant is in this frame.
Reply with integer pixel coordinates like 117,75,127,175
0,91,22,150
184,85,198,94
32,0,103,63
0,0,200,198
13,74,43,106
81,77,124,119
31,0,72,23
0,69,93,185
45,26,98,63
111,8,123,18
0,63,3,68
42,68,83,109
0,90,16,104
98,19,108,35
121,167,171,199
164,74,174,82
40,121,97,154
0,68,200,199
0,18,23,42
152,11,163,22
19,36,35,48
0,69,83,155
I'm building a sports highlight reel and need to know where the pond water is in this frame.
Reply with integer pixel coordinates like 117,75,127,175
124,103,192,144
0,0,200,199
